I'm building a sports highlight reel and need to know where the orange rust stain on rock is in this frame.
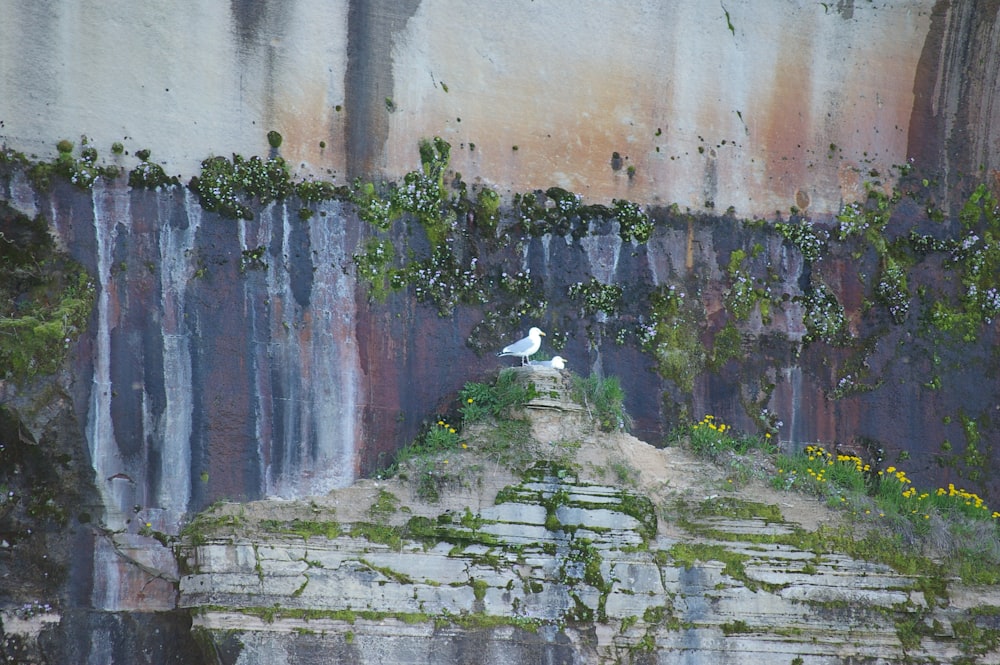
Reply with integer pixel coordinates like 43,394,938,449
388,50,667,203
761,43,812,210
273,82,347,177
837,163,863,206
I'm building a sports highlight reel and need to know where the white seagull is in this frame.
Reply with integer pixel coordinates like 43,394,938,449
497,327,545,365
530,355,566,370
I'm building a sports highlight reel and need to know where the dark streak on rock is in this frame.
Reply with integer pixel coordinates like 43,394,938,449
345,0,422,180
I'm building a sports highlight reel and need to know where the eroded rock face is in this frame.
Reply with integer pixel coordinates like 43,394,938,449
2,4,1000,661
1,2,998,217
175,385,1000,664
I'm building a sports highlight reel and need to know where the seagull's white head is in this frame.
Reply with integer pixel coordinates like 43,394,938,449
529,327,545,338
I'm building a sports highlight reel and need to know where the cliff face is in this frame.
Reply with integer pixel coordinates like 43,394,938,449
2,2,998,217
2,153,1000,661
174,372,1000,664
2,1,1000,663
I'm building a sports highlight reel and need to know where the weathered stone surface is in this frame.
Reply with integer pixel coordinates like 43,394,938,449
2,4,1000,663
3,2,996,219
177,467,998,664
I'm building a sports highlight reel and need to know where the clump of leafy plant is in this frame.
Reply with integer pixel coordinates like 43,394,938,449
27,138,120,191
190,153,293,219
638,284,706,392
570,374,632,432
459,368,538,423
681,415,774,459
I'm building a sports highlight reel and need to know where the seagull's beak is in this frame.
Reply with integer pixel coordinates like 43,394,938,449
540,331,546,336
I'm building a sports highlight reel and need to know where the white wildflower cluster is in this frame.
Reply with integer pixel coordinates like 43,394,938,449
637,285,686,348
14,601,53,619
637,321,658,347
979,287,1000,324
613,199,653,243
567,278,623,316
800,282,847,344
875,258,910,324
775,221,828,262
724,269,764,321
758,408,783,434
194,154,291,219
128,160,173,190
410,250,485,316
956,232,981,256
552,191,581,215
360,196,393,230
951,227,1000,323
499,269,533,297
68,164,99,188
835,202,867,239
835,201,886,241
394,171,442,217
830,368,881,399
352,239,395,289
837,374,855,391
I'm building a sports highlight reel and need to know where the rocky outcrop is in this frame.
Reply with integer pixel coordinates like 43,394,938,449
175,371,1000,664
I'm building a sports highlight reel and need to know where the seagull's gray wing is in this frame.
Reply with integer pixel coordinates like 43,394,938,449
501,335,535,355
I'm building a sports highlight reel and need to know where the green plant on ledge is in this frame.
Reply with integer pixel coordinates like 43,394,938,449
378,368,635,492
191,153,293,220
570,374,632,432
567,278,623,317
672,414,1000,585
459,368,538,423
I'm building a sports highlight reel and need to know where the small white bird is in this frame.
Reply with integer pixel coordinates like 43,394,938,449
530,355,566,370
496,327,545,365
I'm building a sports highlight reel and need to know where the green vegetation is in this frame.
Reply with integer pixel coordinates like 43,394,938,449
259,518,342,540
369,489,400,518
613,199,653,242
570,374,631,432
676,415,1000,585
4,137,998,462
379,368,635,496
690,496,783,522
128,148,179,189
24,138,120,191
191,153,293,219
639,284,705,393
0,208,95,383
460,368,538,423
5,135,1000,628
180,507,247,546
681,415,774,460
